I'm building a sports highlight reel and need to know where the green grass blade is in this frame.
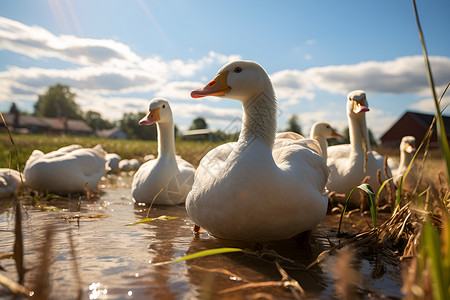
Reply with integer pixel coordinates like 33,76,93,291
358,184,376,229
338,186,359,235
376,177,394,202
125,215,178,226
338,184,376,234
422,222,446,300
412,0,450,184
394,116,433,214
152,248,244,266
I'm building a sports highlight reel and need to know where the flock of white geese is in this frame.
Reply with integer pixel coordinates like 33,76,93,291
1,60,418,242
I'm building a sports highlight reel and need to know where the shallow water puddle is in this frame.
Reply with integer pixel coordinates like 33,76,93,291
0,177,404,299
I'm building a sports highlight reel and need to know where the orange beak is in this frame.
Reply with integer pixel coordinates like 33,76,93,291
405,143,416,153
139,107,160,125
353,100,370,114
191,71,231,98
331,128,343,138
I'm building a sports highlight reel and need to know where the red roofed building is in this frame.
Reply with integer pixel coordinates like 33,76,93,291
1,113,93,136
380,111,450,148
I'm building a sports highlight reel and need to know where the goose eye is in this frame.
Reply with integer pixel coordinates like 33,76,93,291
162,105,165,108
234,67,242,73
326,126,330,129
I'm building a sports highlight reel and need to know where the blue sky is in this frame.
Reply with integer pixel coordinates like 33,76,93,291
1,0,449,138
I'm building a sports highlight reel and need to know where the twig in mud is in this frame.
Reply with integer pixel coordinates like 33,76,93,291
145,187,164,218
382,157,395,209
309,204,414,269
0,252,14,260
0,272,32,296
218,281,286,294
190,265,245,282
61,214,110,221
218,262,305,299
275,261,305,299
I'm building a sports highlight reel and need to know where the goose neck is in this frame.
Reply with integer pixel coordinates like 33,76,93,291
349,115,371,153
239,92,277,148
314,136,329,162
399,150,412,168
157,121,176,158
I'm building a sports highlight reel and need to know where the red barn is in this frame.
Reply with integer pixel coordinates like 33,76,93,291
380,111,450,148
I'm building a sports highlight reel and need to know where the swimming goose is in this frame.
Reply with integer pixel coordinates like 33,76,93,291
309,122,343,163
186,60,329,242
0,168,24,197
131,98,195,205
326,90,388,206
24,144,108,194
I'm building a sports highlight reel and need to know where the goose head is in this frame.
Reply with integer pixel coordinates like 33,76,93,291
346,90,372,151
310,122,343,139
139,98,173,126
346,90,369,119
400,136,416,154
191,60,273,104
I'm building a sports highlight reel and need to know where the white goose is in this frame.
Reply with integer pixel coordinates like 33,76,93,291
131,98,195,205
388,136,417,185
309,122,343,163
106,153,121,173
326,90,388,206
24,144,108,194
0,168,24,197
186,60,329,242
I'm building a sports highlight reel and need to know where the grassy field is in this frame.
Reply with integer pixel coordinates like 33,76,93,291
0,133,225,170
2,132,445,179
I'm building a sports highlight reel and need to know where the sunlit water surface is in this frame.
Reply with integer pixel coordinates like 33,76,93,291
0,176,404,299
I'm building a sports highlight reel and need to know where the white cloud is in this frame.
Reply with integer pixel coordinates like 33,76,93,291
306,56,450,96
365,108,398,138
1,16,450,134
0,17,140,67
410,96,450,113
269,56,450,114
74,91,149,120
271,69,316,106
0,66,163,94
154,81,204,100
295,107,396,139
409,85,450,113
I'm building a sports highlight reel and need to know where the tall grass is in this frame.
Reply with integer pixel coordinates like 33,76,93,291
412,0,450,184
406,1,450,298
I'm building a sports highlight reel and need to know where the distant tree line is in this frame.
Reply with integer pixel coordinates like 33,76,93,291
19,83,198,141
10,84,378,145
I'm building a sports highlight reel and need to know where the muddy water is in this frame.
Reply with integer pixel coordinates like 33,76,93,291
0,176,404,299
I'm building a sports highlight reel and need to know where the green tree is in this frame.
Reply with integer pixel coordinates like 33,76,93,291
189,117,208,130
84,110,114,130
285,115,302,135
341,126,378,146
119,112,157,140
35,84,82,119
9,103,19,114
